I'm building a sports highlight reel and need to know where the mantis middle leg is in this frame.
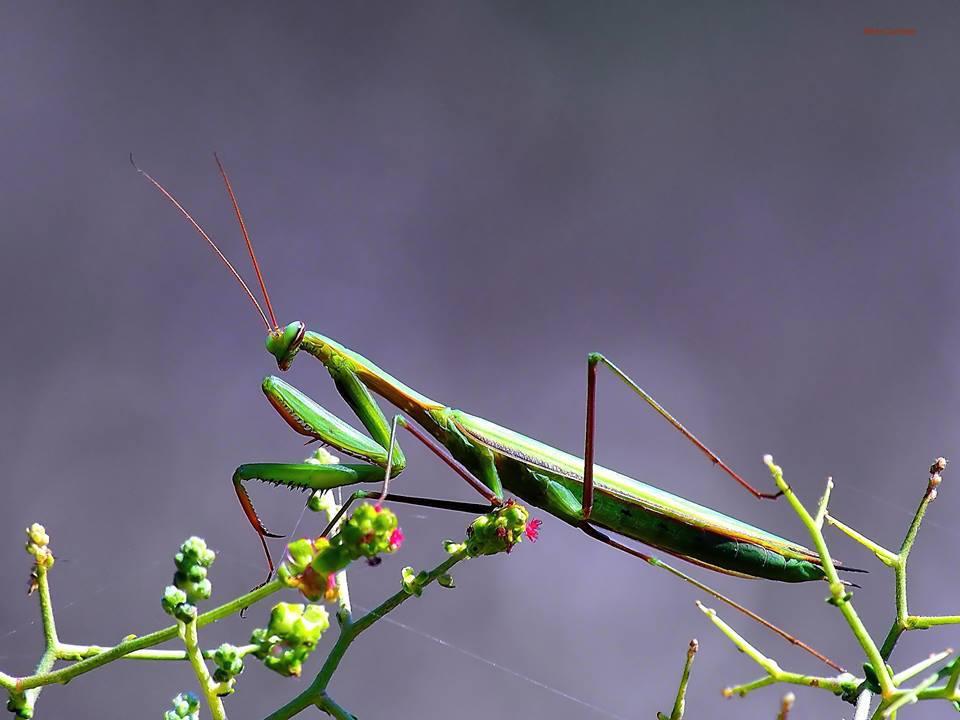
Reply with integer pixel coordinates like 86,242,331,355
580,352,782,521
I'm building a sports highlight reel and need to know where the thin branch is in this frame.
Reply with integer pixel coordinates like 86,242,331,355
824,515,897,567
657,639,698,720
764,457,894,696
697,601,854,698
266,551,469,720
878,459,947,661
179,619,227,720
11,578,283,691
55,643,260,662
891,649,953,686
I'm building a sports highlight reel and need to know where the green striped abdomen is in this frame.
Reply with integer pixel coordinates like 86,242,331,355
497,459,825,583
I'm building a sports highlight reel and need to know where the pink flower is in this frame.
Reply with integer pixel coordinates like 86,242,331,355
389,527,405,550
524,518,542,542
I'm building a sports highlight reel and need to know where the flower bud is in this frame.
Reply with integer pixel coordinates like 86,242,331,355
212,643,245,688
437,573,455,589
169,537,216,606
251,602,330,677
340,504,402,559
174,537,216,571
401,566,427,597
282,538,316,575
164,691,200,720
464,502,533,556
24,523,55,570
26,524,48,548
161,585,188,615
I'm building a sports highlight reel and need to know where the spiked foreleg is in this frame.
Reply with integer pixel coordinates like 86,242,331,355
261,375,406,471
237,371,409,573
233,462,389,573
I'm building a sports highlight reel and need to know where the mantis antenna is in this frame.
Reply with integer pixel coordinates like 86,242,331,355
213,153,279,331
130,154,272,331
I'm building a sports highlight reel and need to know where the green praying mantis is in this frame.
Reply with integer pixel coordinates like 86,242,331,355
134,155,859,670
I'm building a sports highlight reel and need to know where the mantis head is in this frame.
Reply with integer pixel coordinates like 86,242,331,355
266,321,306,371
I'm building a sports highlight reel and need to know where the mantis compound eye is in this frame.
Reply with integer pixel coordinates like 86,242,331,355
266,321,305,370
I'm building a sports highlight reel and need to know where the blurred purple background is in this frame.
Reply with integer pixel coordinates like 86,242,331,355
1,2,958,718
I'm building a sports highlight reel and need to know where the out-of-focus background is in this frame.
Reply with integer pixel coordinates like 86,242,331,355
1,3,957,718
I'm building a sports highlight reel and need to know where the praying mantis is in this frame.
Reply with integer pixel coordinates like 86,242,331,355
134,155,857,670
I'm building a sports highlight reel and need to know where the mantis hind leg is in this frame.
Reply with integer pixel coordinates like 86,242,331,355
580,352,781,520
579,523,843,672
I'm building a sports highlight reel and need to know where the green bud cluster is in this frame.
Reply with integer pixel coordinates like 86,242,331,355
162,537,216,621
338,503,403,559
174,537,216,603
278,504,404,601
251,602,330,677
401,566,428,597
212,642,245,688
161,585,195,622
163,692,199,720
464,503,531,556
24,523,54,570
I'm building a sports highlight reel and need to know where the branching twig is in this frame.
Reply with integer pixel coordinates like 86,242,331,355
764,459,894,696
265,550,469,720
657,639,698,720
179,618,227,720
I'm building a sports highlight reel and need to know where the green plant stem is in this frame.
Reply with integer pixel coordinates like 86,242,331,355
657,639,698,720
878,474,940,661
36,566,58,650
765,459,895,697
316,692,354,720
55,643,260,662
697,601,855,698
179,619,227,720
874,670,941,719
13,565,61,714
905,615,960,628
891,649,953,686
725,676,777,697
9,578,282,692
325,491,353,627
266,551,468,720
853,690,874,720
824,515,897,567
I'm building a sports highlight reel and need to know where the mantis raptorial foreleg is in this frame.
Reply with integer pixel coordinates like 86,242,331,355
233,367,406,571
235,372,506,572
581,352,782,521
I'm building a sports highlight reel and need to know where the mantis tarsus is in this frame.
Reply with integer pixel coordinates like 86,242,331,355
134,155,858,672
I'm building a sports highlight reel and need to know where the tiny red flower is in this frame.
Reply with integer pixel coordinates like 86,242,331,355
389,528,404,550
524,518,542,542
